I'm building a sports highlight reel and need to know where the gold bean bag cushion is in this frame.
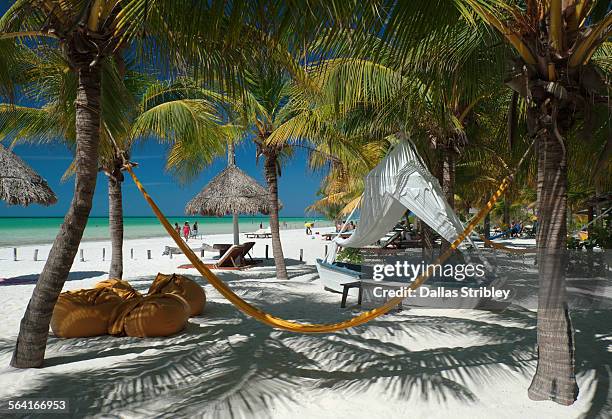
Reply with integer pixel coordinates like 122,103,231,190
108,294,190,338
51,288,124,338
95,279,141,300
148,273,206,316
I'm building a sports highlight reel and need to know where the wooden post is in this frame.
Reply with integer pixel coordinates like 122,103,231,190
80,249,84,262
233,212,240,245
300,248,303,262
325,245,328,257
34,249,38,261
147,250,152,260
200,249,205,258
102,248,105,261
265,244,269,260
13,248,17,261
130,248,134,259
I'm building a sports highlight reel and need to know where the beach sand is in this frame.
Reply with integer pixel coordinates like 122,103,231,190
0,228,608,418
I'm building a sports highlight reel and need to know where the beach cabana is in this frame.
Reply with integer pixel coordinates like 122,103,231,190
0,143,57,206
334,140,473,250
185,146,281,245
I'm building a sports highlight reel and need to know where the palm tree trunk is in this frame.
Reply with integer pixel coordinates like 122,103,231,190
264,151,288,280
420,220,435,261
527,124,578,405
11,61,101,368
439,148,455,254
483,207,491,240
108,173,124,279
503,194,511,229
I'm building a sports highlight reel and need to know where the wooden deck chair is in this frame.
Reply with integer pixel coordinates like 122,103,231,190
203,245,245,269
240,241,256,260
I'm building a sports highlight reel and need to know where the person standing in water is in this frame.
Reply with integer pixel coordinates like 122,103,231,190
183,222,191,241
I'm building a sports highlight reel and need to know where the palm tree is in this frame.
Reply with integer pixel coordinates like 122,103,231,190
0,49,143,280
449,0,611,404
269,19,510,254
0,0,263,368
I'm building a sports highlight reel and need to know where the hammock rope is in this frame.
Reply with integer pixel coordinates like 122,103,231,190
122,139,534,333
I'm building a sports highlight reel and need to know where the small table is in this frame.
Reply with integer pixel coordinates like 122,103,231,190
341,280,404,311
213,243,232,258
340,281,363,308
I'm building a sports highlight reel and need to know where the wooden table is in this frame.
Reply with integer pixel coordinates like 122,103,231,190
341,280,405,311
340,281,363,308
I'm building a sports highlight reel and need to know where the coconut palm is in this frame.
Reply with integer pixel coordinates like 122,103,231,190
0,0,270,367
316,0,610,404
444,0,611,404
0,48,142,280
268,18,510,256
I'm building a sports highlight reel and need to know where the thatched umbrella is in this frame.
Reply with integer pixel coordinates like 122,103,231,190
0,143,57,206
185,144,280,244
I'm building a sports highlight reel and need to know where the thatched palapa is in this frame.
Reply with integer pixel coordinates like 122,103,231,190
185,165,280,216
0,143,57,207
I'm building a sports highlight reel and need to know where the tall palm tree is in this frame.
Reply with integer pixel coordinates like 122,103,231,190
449,0,611,404
0,0,262,368
0,48,142,280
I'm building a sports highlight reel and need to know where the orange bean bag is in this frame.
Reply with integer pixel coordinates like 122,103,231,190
95,278,141,300
51,287,124,338
148,273,206,316
108,294,190,337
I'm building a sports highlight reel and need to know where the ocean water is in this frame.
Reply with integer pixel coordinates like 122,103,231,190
0,216,333,247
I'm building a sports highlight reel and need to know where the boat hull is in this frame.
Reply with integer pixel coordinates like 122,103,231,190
315,259,361,297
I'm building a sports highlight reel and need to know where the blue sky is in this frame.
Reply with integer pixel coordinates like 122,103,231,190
2,140,325,217
0,1,325,218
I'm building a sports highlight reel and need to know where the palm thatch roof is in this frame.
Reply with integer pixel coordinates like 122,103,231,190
185,164,280,215
0,143,57,206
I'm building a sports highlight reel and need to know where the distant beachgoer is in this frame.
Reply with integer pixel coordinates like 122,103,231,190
305,221,313,235
259,222,263,229
193,221,198,237
349,221,355,231
183,222,191,241
174,223,181,235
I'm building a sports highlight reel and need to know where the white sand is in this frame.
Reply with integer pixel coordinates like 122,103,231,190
0,228,607,418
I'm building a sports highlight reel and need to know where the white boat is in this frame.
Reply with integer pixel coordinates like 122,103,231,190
316,258,501,309
315,258,362,297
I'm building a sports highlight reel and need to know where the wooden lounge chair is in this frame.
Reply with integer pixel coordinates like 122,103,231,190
240,241,256,259
379,230,402,248
245,228,272,238
163,243,215,256
322,231,353,240
202,245,247,269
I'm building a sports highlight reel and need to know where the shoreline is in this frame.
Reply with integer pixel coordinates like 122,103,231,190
0,218,335,248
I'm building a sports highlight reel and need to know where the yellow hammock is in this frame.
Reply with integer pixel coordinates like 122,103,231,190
125,163,518,333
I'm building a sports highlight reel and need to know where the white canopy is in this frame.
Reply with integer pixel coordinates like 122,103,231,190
336,140,472,250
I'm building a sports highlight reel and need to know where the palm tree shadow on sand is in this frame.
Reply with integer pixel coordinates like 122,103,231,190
1,264,609,418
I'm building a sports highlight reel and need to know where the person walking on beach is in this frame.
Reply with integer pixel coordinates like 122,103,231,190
174,223,181,236
183,222,191,242
192,221,198,238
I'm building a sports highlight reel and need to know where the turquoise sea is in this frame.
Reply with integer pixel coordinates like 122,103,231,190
0,216,333,247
